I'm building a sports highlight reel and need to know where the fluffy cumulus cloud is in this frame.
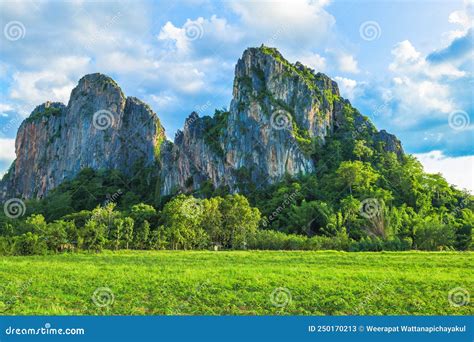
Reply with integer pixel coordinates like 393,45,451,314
158,15,243,57
334,76,358,100
385,39,467,124
0,138,15,178
352,1,473,162
414,151,474,193
337,54,359,74
0,0,155,114
293,52,327,72
229,0,335,48
9,56,91,107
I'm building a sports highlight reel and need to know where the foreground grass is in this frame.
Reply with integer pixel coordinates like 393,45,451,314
0,250,472,315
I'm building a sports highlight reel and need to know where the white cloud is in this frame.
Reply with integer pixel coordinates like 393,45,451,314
9,56,91,111
390,76,454,121
334,76,357,100
382,38,468,128
0,138,16,163
295,53,327,72
337,54,359,74
0,104,13,113
150,93,178,110
445,0,473,41
414,150,474,193
389,40,465,79
229,0,335,48
158,15,242,57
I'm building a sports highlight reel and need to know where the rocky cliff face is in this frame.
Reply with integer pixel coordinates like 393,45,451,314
1,74,164,199
159,47,402,196
1,47,403,201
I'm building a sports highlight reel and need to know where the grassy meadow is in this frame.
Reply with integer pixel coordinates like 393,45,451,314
0,250,472,315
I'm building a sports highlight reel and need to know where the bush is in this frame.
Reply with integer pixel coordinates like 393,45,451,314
12,233,47,255
0,236,13,255
414,219,455,251
250,229,351,251
310,230,351,250
249,230,293,250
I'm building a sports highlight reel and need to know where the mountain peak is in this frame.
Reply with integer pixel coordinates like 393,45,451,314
25,101,66,123
1,47,403,201
69,73,125,106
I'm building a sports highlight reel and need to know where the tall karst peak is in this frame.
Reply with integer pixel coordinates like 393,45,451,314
0,47,403,201
0,73,164,200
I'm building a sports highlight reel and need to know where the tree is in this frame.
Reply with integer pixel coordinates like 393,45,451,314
61,210,93,229
161,195,208,250
353,140,373,161
80,220,107,251
12,232,47,255
111,218,123,250
287,200,333,236
135,220,150,249
122,217,134,249
335,161,379,195
339,196,362,238
219,194,261,249
130,203,156,248
362,200,391,239
149,226,168,250
414,217,455,250
25,214,47,235
43,220,69,252
130,203,157,225
90,203,120,237
201,197,224,247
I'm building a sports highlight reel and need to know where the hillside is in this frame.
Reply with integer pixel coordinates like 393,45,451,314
1,46,401,201
0,46,472,253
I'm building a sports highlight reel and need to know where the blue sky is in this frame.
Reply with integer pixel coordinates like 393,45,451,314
0,0,473,191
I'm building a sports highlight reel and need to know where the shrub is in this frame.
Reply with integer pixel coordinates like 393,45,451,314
414,219,455,251
12,233,47,255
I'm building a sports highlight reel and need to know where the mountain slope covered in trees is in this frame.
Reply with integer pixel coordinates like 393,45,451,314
0,46,472,254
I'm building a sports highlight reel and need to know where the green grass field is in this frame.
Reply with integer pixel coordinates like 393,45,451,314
0,251,472,315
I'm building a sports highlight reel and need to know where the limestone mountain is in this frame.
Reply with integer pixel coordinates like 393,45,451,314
0,46,402,201
1,74,165,200
159,46,402,196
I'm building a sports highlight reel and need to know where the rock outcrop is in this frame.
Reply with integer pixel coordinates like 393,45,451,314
1,47,403,201
159,46,402,196
1,74,164,199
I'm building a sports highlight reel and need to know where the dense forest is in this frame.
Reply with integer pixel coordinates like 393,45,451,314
1,106,472,255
